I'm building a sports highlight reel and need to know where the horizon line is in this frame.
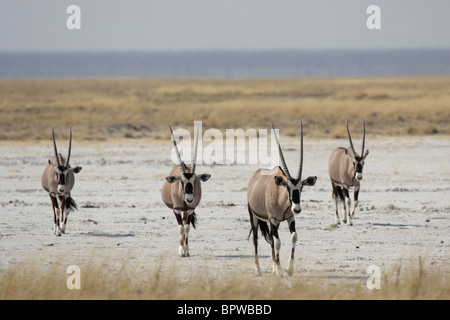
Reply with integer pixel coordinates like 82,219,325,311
1,47,450,54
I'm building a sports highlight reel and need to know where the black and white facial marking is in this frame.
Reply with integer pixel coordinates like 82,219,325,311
166,173,211,204
354,157,364,181
274,176,317,214
55,165,68,193
179,173,195,204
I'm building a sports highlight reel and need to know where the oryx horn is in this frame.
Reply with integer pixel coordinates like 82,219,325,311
361,120,366,157
169,125,186,174
66,128,72,167
191,124,199,174
52,127,61,167
346,120,357,158
271,121,291,180
296,120,303,181
347,120,365,158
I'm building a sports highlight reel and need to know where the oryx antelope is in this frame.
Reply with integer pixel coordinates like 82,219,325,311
328,121,369,226
41,128,82,236
247,122,317,276
161,125,211,257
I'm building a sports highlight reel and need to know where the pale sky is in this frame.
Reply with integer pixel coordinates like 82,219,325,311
1,0,449,51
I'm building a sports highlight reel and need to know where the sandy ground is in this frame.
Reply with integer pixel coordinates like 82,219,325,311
0,136,449,286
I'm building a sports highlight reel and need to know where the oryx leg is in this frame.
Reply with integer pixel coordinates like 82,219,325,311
58,196,66,234
332,182,341,225
182,210,194,257
173,209,186,257
286,216,297,276
342,186,351,225
270,219,282,277
248,206,261,276
60,194,70,233
349,186,359,226
50,195,61,236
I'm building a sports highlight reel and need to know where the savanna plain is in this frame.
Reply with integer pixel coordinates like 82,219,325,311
0,77,449,299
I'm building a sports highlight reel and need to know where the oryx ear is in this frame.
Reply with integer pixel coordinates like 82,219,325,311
197,173,211,182
48,159,52,165
302,176,317,186
363,150,369,159
71,166,82,174
166,176,180,183
274,176,287,186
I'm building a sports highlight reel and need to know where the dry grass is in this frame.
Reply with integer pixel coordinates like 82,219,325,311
0,77,449,142
0,254,448,300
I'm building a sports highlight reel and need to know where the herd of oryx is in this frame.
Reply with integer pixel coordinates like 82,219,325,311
41,121,368,276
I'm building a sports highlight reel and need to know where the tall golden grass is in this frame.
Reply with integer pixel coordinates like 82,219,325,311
1,77,449,142
1,254,448,300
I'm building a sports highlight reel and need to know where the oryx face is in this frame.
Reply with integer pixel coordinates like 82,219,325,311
55,165,69,194
348,150,369,181
166,173,211,204
51,163,82,194
274,176,317,214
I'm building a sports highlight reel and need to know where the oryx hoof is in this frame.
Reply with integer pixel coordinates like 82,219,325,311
179,249,190,257
272,265,283,277
343,219,347,224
